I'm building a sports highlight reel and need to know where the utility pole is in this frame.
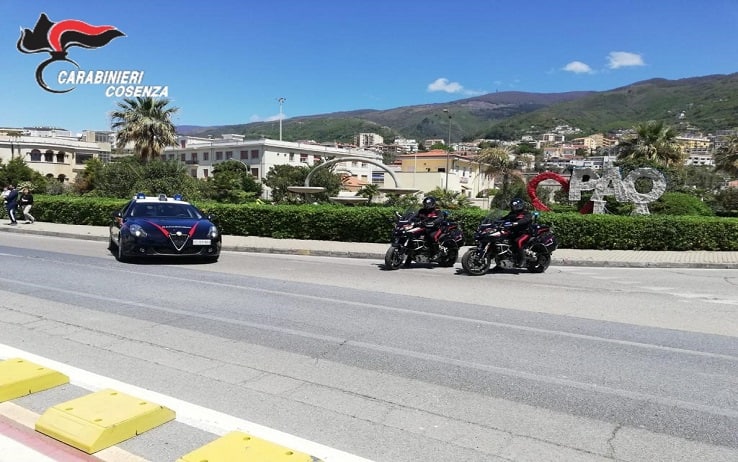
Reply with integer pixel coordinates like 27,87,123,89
443,108,452,191
277,97,286,141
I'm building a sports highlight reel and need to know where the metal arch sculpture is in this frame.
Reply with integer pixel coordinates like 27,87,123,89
303,156,401,187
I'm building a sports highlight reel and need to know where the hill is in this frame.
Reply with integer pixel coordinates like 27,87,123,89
181,73,738,143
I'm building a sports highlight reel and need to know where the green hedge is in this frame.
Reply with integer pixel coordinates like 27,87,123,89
31,195,738,251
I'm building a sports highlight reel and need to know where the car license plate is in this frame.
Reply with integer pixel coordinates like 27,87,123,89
192,239,211,245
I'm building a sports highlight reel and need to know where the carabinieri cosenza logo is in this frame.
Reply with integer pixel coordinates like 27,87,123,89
17,13,168,97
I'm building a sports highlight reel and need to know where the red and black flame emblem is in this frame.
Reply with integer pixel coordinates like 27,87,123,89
17,13,125,93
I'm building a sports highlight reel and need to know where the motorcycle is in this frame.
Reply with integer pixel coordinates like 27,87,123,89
461,210,558,275
384,208,464,270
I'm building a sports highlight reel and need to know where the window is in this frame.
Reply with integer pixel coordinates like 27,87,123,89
191,152,198,162
250,149,259,159
30,149,41,161
240,150,248,160
225,151,233,159
289,153,295,161
56,152,66,163
215,151,223,160
44,150,53,162
250,168,259,177
76,154,93,165
203,151,209,161
180,153,186,161
300,154,308,163
203,169,209,177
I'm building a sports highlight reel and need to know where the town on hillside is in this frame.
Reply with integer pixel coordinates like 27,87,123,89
1,123,737,208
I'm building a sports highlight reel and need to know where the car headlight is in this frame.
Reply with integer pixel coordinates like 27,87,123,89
129,224,147,238
208,225,219,239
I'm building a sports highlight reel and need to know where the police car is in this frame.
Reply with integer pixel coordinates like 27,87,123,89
108,193,221,263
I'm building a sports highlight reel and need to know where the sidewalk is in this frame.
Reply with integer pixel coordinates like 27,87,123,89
2,221,738,269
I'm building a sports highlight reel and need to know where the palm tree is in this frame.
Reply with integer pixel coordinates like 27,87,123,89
617,120,683,167
110,96,179,163
713,134,738,178
476,145,524,207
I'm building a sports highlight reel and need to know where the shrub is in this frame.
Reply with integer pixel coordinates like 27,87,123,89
649,192,714,216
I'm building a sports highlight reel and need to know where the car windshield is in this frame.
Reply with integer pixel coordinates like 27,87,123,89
129,203,202,219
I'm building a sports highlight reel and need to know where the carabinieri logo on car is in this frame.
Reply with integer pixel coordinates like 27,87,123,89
17,13,168,97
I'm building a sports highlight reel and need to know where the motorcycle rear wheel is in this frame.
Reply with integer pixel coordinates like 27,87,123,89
526,244,551,273
384,246,404,270
461,248,490,275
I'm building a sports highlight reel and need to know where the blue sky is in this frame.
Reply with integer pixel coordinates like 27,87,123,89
2,0,737,133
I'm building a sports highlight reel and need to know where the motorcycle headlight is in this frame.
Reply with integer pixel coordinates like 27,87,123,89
208,225,219,239
129,224,147,238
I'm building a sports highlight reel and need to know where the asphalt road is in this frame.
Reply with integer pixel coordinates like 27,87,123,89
0,233,737,462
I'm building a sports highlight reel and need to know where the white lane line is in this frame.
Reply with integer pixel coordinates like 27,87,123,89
1,276,735,363
0,344,374,462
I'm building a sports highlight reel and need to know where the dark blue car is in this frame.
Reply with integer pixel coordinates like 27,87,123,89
108,193,221,263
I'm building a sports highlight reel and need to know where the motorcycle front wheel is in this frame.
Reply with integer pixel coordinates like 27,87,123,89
384,246,405,270
461,248,490,275
526,243,551,273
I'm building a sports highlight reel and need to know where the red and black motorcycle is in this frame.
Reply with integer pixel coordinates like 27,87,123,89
461,210,557,275
384,209,464,269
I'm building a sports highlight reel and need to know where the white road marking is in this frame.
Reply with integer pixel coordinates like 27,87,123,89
0,344,374,462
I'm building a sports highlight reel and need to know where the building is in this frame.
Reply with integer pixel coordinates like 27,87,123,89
0,128,111,183
392,137,419,153
389,149,496,206
355,132,384,148
676,133,713,166
163,135,383,200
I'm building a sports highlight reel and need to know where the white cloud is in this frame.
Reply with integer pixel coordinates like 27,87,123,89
563,61,594,74
427,78,464,93
265,113,285,122
427,77,484,96
607,51,645,69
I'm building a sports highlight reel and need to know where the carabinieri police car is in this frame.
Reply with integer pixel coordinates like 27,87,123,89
108,193,221,263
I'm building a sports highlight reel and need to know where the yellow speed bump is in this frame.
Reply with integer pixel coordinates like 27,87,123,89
0,357,69,402
178,430,323,462
35,388,175,454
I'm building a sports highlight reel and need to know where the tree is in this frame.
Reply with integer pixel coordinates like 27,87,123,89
0,157,47,192
616,121,683,167
209,160,263,203
713,134,738,178
110,96,179,163
263,164,309,203
356,184,380,203
424,187,473,209
73,157,105,194
92,157,144,198
133,159,201,199
476,146,525,208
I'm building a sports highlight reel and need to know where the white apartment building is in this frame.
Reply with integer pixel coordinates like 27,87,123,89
163,135,383,200
0,128,111,183
393,137,419,153
355,132,384,147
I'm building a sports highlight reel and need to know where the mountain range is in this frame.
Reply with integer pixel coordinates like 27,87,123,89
178,72,738,144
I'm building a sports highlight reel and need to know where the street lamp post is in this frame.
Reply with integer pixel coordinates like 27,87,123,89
277,97,286,141
443,108,452,191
